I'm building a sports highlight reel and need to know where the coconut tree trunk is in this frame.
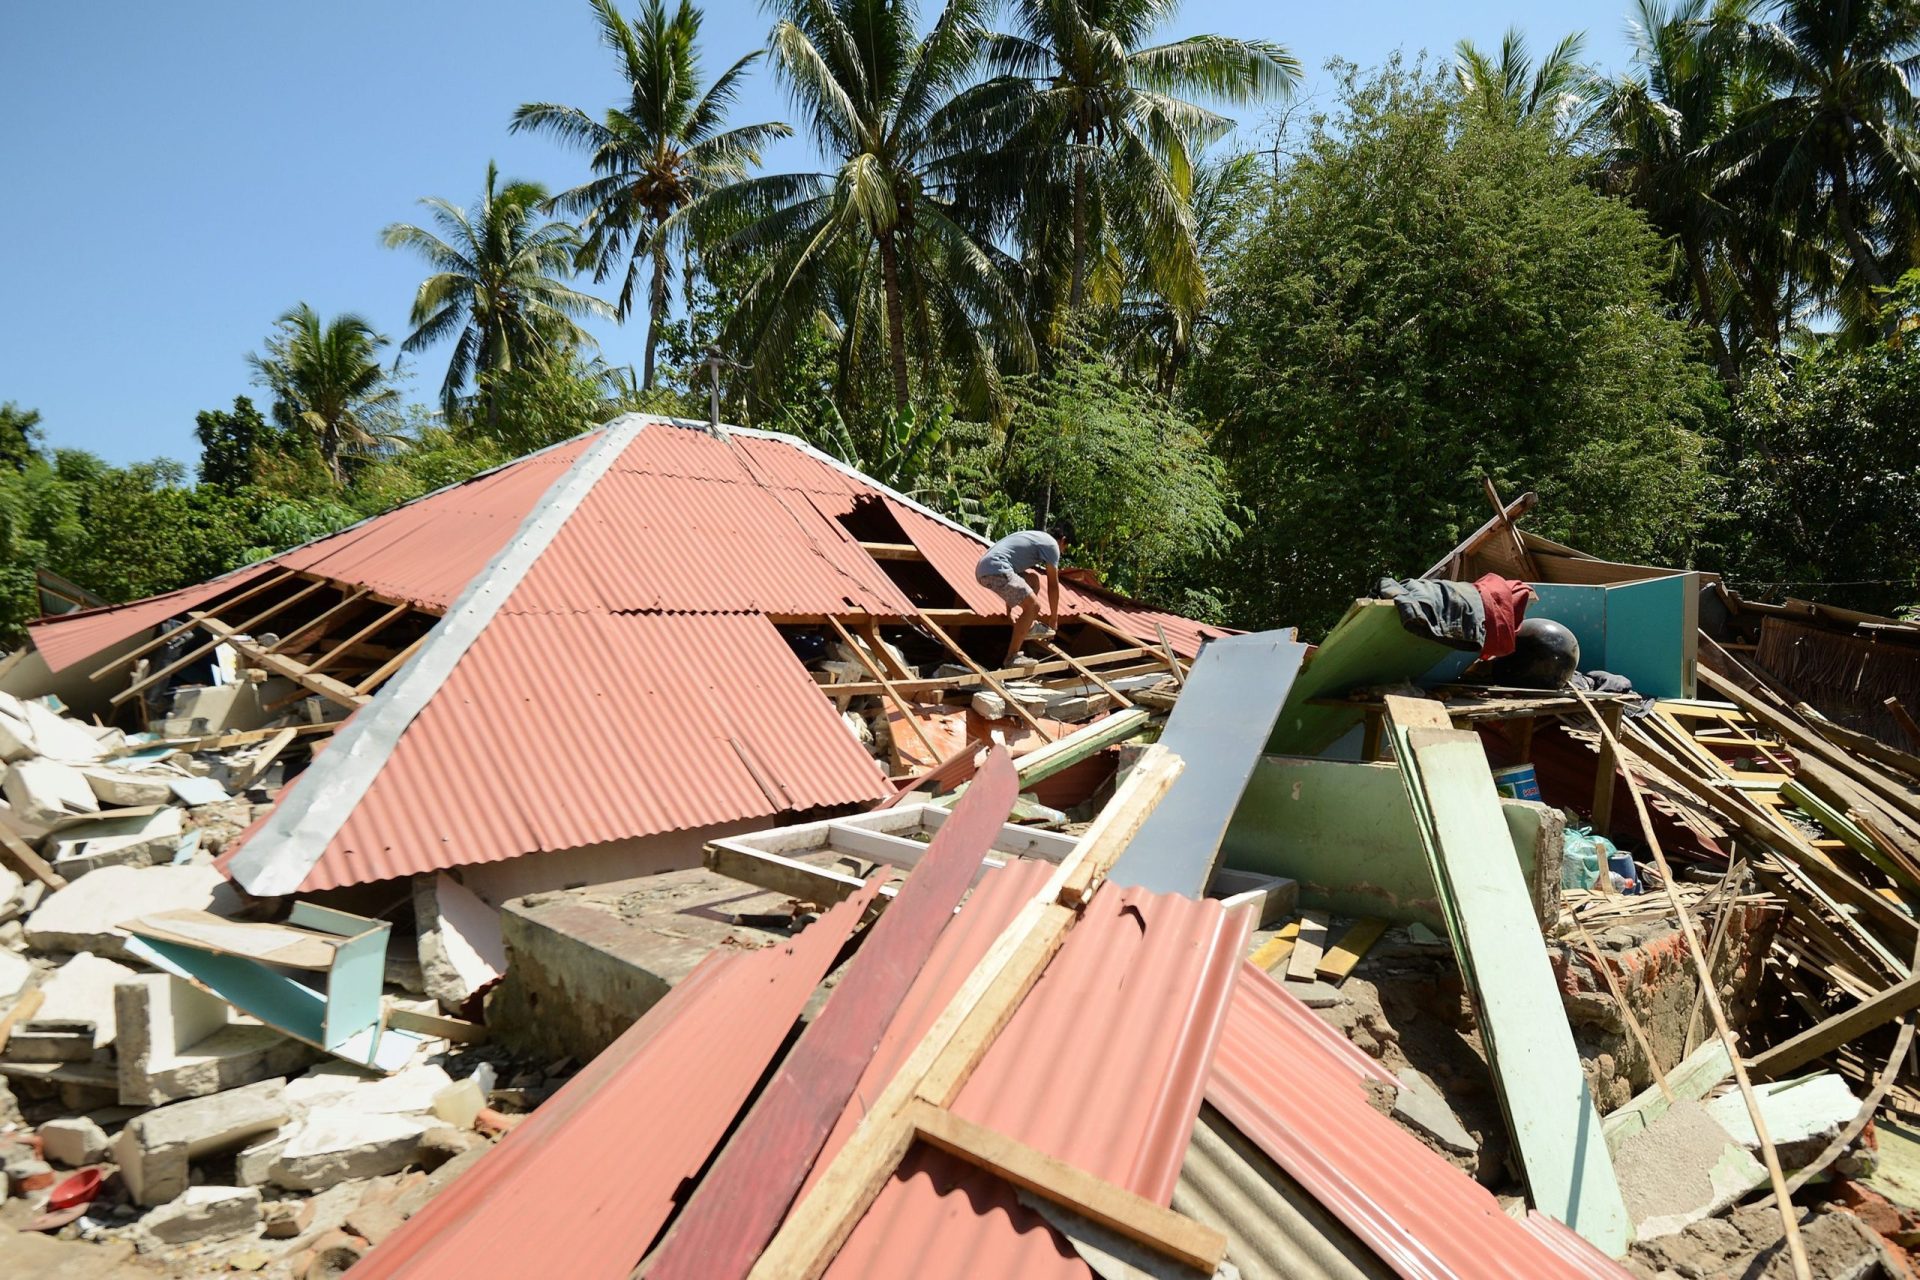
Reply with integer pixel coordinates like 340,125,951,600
1832,161,1890,298
644,239,670,390
879,229,911,411
1069,112,1091,310
1684,236,1740,390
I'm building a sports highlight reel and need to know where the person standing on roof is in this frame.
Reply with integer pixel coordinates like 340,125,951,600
976,529,1062,666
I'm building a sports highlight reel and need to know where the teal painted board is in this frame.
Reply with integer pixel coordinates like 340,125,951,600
1601,573,1697,698
1393,727,1630,1254
1527,584,1608,669
1111,632,1308,896
1268,601,1456,756
324,929,388,1050
124,936,329,1045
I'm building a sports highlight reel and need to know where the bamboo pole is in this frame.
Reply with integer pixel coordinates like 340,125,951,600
1574,687,1810,1280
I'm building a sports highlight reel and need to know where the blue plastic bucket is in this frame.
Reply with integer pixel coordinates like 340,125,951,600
1492,764,1542,803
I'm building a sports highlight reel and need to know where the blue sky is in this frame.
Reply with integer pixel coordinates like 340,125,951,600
3,1,1639,467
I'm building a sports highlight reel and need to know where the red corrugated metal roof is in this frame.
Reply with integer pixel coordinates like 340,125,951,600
256,609,890,892
820,878,1251,1280
27,566,273,674
1207,961,1631,1280
354,878,883,1280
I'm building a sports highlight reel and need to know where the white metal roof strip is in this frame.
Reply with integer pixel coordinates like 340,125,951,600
225,415,653,896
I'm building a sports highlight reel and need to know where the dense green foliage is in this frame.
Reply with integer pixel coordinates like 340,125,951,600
1189,62,1722,631
14,0,1920,648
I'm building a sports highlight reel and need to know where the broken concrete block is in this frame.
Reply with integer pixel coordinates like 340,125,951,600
0,949,27,1000
261,1197,312,1238
30,952,136,1050
115,973,317,1107
413,872,506,1013
77,766,178,809
25,864,243,960
6,1019,96,1062
17,699,108,764
47,807,184,877
1392,1069,1478,1157
139,1185,263,1246
112,1079,290,1206
38,1115,109,1167
0,707,34,762
1707,1073,1862,1169
1618,1099,1767,1240
3,760,99,825
257,1108,431,1191
284,1061,451,1115
0,865,22,924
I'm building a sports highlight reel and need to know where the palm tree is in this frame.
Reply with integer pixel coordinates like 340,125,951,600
965,0,1298,313
383,162,612,417
247,305,401,484
681,0,1033,413
1600,1,1770,383
1727,0,1920,326
1455,28,1597,132
513,0,791,389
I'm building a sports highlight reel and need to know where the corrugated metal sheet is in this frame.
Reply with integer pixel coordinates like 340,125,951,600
28,565,273,674
1177,1106,1398,1280
355,879,882,1280
274,610,890,892
507,462,912,616
820,880,1251,1280
1206,962,1631,1280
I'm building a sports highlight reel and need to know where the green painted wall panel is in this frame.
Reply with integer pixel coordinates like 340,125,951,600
1219,755,1548,928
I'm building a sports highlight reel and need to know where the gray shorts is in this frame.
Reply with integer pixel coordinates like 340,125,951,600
977,567,1033,608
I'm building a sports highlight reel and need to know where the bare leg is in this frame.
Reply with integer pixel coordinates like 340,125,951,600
1004,594,1041,664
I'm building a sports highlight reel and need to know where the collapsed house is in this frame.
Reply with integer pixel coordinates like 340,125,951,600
1,429,1919,1279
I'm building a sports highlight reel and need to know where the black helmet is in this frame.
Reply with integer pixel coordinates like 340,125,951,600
1484,618,1580,688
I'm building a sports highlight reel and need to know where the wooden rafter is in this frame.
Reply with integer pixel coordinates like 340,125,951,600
354,633,429,694
913,611,1054,742
188,614,368,711
87,568,299,680
267,586,372,655
828,615,942,768
111,577,331,706
311,602,410,675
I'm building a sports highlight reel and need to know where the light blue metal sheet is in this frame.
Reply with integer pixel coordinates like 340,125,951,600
1108,631,1308,897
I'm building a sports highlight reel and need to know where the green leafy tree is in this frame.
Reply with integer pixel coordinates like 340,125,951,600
192,396,281,490
1188,59,1722,634
1713,271,1920,614
0,404,43,473
513,0,791,390
965,0,1298,316
384,163,612,418
685,0,1033,413
1005,333,1237,601
468,354,626,457
248,304,403,484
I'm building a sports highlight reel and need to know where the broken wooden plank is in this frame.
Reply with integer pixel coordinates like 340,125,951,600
189,615,369,711
1042,641,1134,709
914,610,1055,742
858,541,924,560
1386,696,1631,1254
354,633,428,694
1248,923,1299,974
1749,970,1920,1080
907,1099,1227,1273
230,727,298,793
648,748,1020,1280
1287,910,1329,981
0,827,65,891
746,747,1183,1280
829,615,941,769
0,988,48,1057
384,1005,486,1044
110,577,331,705
705,844,892,908
1315,917,1388,982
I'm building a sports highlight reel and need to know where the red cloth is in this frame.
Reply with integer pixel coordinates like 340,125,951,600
1473,574,1536,661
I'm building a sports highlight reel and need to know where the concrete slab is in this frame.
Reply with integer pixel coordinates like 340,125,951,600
139,1185,263,1246
16,699,108,763
414,872,506,1012
46,807,184,878
1616,1099,1766,1240
252,1108,432,1190
77,765,178,808
29,952,137,1049
39,1115,110,1167
1393,1068,1478,1157
3,759,98,825
25,864,243,959
115,973,317,1106
489,864,807,1062
283,1061,451,1115
112,1078,291,1205
0,948,28,1000
1706,1073,1861,1168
